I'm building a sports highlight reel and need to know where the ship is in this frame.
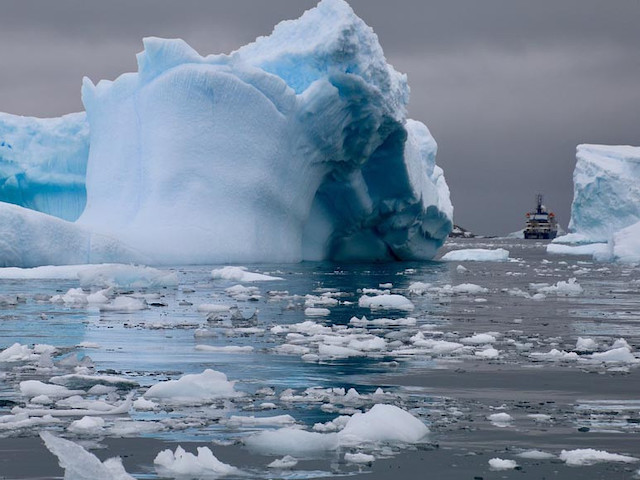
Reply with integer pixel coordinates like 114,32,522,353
524,194,558,239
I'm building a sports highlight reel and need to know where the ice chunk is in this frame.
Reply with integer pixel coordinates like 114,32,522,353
19,381,83,398
559,448,638,466
488,458,518,470
68,416,105,434
517,450,555,459
227,414,296,427
338,404,428,445
40,431,135,480
358,294,414,311
588,347,637,364
211,267,283,282
440,248,509,262
575,337,598,352
488,412,513,426
245,428,338,455
475,347,500,359
0,342,38,362
144,369,239,404
534,278,583,296
99,296,147,312
546,242,609,257
154,446,238,477
461,333,497,345
304,307,331,317
345,452,375,463
267,455,298,469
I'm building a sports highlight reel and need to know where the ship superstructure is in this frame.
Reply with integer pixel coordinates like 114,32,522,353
524,194,558,239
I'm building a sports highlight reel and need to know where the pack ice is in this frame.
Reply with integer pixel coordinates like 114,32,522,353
0,0,452,267
554,144,640,262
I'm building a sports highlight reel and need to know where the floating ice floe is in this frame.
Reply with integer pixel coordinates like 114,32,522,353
212,267,283,282
345,452,375,464
440,248,509,262
305,307,331,317
227,414,296,427
488,412,513,427
195,345,254,353
67,416,105,434
99,296,147,312
0,343,55,362
575,337,598,352
154,446,238,477
546,243,609,257
488,458,518,470
559,448,638,466
531,278,583,296
144,369,240,404
40,431,135,480
358,294,414,311
267,455,298,469
246,404,428,454
517,449,556,459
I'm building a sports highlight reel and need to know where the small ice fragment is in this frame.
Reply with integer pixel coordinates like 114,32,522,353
304,307,331,317
358,294,414,311
267,455,298,469
441,248,509,262
488,458,518,470
68,416,105,434
345,452,375,464
559,448,638,466
517,450,555,459
154,445,238,476
211,266,282,282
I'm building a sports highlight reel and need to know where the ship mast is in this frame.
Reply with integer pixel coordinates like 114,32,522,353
536,194,544,214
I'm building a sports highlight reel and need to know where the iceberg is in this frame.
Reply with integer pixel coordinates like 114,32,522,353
0,112,88,222
0,0,452,266
555,144,640,261
567,145,640,242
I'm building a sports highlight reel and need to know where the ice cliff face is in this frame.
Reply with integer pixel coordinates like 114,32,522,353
560,144,640,262
0,112,88,221
568,144,640,242
0,0,453,266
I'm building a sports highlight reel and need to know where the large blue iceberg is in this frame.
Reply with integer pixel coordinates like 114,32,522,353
0,0,452,266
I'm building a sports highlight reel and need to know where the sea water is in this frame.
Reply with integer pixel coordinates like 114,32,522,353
1,238,639,479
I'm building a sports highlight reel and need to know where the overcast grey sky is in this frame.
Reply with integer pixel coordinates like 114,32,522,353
1,0,639,235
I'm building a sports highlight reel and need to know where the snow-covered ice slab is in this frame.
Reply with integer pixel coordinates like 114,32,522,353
441,248,509,262
547,242,609,257
559,448,638,466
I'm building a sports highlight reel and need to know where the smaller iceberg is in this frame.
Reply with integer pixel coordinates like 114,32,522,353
553,144,640,262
